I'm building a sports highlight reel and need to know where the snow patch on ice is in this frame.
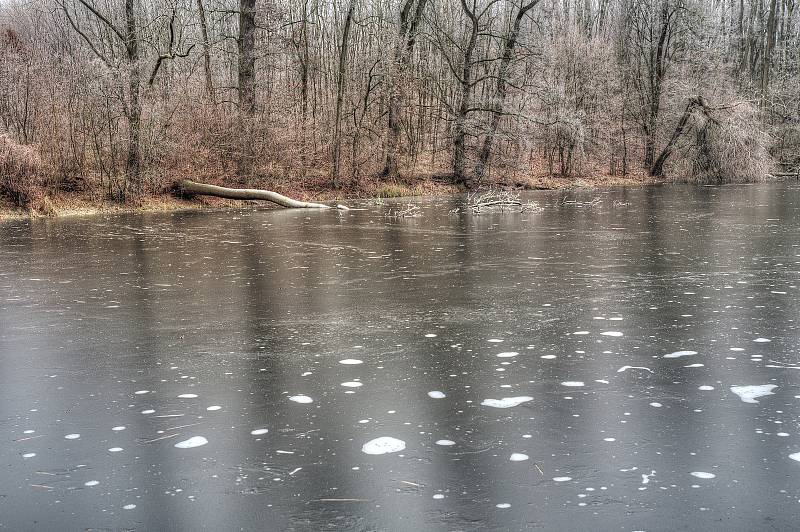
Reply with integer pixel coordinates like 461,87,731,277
481,396,533,408
428,391,446,399
561,381,585,387
664,351,697,358
250,428,268,435
174,436,208,449
289,395,313,403
362,437,405,455
690,471,715,479
509,453,529,461
496,352,519,358
617,366,653,373
730,385,777,404
339,359,363,365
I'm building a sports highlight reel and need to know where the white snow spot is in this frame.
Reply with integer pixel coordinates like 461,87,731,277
496,352,519,358
250,429,268,435
540,355,557,359
178,393,198,399
134,390,149,395
617,366,653,373
141,409,155,414
65,434,80,440
690,471,716,479
753,338,772,343
649,402,663,408
289,395,313,404
481,396,533,408
561,381,585,387
435,439,455,446
22,453,36,458
684,363,705,368
84,480,99,487
664,351,697,358
112,426,126,431
496,503,511,508
488,338,504,343
604,437,616,442
361,436,406,455
573,331,589,335
123,504,136,510
339,359,363,365
553,477,572,482
698,385,715,391
641,471,656,484
601,331,623,337
433,494,445,499
789,452,800,462
174,436,208,449
342,382,363,388
425,333,437,338
428,391,446,399
206,405,221,411
108,447,123,452
730,385,777,404
509,453,529,462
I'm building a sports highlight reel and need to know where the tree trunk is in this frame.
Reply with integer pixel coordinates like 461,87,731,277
382,0,428,181
474,0,542,184
238,0,256,115
197,0,215,104
650,97,702,177
125,0,142,197
332,0,355,187
760,0,778,107
453,0,478,186
177,180,347,209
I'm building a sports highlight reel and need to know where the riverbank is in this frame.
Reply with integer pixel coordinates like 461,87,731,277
0,173,660,221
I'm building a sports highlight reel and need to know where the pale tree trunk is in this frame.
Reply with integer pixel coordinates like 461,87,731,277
178,180,348,209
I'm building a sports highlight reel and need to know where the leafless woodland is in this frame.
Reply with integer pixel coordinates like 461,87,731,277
0,0,797,207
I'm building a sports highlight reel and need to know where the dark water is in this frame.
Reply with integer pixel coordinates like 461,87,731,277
2,183,800,531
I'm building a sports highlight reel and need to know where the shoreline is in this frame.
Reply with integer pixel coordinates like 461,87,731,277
0,174,663,222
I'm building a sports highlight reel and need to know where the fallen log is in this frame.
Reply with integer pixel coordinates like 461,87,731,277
177,179,348,209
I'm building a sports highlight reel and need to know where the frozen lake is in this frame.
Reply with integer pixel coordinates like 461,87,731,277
2,183,800,530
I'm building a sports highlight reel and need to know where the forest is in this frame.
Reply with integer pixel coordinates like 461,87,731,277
0,0,797,211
